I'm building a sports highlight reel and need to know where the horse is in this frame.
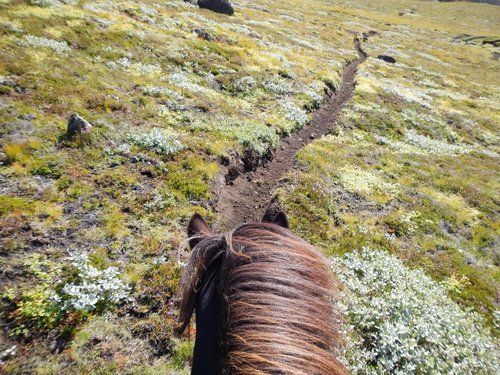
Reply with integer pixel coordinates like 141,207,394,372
176,211,346,374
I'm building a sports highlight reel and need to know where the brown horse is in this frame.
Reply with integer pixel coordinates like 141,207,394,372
176,212,345,374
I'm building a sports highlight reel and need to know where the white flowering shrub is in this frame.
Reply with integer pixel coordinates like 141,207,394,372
59,253,132,312
190,118,279,155
233,76,256,94
302,82,324,109
331,249,499,374
138,5,157,19
168,71,209,94
141,86,183,100
107,58,161,75
290,36,318,50
338,165,399,197
263,78,295,96
133,62,162,75
29,0,76,7
406,130,473,156
82,2,112,14
19,35,70,54
127,128,185,156
142,87,186,111
107,57,131,69
380,80,432,108
281,101,309,129
29,0,62,6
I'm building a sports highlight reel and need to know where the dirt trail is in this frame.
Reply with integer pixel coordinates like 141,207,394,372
214,37,367,230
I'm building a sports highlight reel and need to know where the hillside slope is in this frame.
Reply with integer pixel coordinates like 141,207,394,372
0,0,499,373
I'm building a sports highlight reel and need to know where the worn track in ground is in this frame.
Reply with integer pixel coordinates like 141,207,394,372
214,37,367,230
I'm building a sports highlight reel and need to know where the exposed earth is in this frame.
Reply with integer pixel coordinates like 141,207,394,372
215,37,368,230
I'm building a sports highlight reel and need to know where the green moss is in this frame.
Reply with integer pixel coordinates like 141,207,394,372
169,339,195,370
3,142,27,164
0,84,13,95
0,195,31,216
102,206,130,239
95,168,139,198
88,247,109,270
3,255,65,337
139,261,180,300
28,156,61,178
167,156,218,200
5,287,63,337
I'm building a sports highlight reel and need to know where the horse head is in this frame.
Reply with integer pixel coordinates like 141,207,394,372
177,211,345,374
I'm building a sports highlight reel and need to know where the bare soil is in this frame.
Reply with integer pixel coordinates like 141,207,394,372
214,37,367,230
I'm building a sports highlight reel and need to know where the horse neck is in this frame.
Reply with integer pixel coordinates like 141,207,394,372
191,256,223,375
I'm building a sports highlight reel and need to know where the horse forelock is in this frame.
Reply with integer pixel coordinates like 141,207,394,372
178,222,346,374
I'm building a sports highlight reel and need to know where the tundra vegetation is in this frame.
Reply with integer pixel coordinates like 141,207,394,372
0,0,498,373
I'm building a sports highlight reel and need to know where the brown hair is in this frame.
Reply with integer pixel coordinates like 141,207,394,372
178,222,346,374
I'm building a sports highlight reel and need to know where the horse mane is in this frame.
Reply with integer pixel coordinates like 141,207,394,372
177,222,346,374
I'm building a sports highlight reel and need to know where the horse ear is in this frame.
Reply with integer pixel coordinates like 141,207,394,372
188,213,212,249
262,210,289,229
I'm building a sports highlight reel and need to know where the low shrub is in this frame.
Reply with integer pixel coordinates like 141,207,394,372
127,128,185,156
331,248,499,374
60,253,132,313
190,118,279,155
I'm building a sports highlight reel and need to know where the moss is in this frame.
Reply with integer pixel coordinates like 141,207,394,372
88,247,109,270
3,142,26,164
102,206,130,239
167,156,218,200
0,84,13,95
5,287,63,337
3,255,65,337
122,263,149,287
140,261,180,300
277,175,340,248
95,168,139,198
27,157,61,178
169,339,195,370
0,195,31,216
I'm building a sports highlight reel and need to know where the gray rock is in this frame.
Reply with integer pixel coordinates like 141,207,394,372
464,253,478,266
377,55,396,64
197,0,234,15
20,114,36,121
194,28,213,41
0,345,17,365
67,113,92,138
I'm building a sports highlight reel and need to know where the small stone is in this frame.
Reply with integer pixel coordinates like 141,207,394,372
464,253,477,266
0,345,17,364
194,28,213,41
140,168,156,178
225,165,241,183
20,114,36,121
67,113,92,138
14,85,28,94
